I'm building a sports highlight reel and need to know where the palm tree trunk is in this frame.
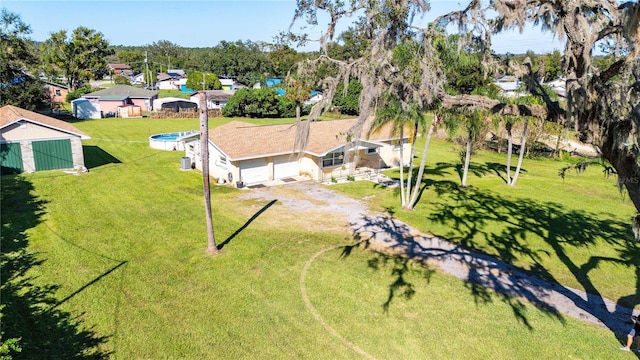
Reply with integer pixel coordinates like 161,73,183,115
407,113,439,209
510,120,528,187
554,127,564,158
402,123,419,209
398,128,407,207
200,93,219,255
461,136,472,187
506,126,513,185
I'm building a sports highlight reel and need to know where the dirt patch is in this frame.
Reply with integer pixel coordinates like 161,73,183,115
237,181,368,233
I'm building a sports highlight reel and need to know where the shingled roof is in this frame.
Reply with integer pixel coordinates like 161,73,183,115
0,105,90,139
83,85,157,98
208,118,404,160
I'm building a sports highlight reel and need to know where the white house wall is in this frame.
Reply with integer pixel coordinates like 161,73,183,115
183,138,239,184
378,141,411,167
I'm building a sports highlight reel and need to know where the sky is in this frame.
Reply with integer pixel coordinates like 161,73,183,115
2,0,564,54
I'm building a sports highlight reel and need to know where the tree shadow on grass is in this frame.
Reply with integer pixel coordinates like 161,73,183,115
218,199,277,250
344,181,637,335
1,175,110,359
425,182,636,333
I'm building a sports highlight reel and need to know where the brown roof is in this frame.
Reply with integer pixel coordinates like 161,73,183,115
108,63,131,69
209,118,403,160
0,105,90,139
191,90,235,102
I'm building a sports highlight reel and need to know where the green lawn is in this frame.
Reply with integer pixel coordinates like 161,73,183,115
1,117,637,359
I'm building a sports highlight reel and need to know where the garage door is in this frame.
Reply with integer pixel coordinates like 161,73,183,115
240,158,268,184
0,143,23,174
273,155,299,179
33,139,73,171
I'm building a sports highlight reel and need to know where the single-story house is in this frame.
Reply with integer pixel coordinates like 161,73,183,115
220,78,234,91
167,69,186,77
544,77,566,98
156,73,185,90
0,105,91,174
81,85,158,113
71,98,102,119
131,73,145,85
43,81,69,105
494,75,524,98
181,118,411,186
190,90,235,109
108,63,133,76
304,92,323,107
153,97,198,112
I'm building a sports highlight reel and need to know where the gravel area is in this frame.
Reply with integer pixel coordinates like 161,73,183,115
240,180,633,335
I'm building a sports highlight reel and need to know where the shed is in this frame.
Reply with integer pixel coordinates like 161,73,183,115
190,90,235,109
153,97,198,112
71,98,102,119
117,104,142,118
0,105,91,174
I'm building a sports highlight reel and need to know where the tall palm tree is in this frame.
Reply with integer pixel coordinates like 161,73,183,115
370,96,427,209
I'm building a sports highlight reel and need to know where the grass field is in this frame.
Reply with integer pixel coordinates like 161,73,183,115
2,117,639,359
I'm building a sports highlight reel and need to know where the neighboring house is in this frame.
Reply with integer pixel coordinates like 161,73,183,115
253,78,282,89
81,85,158,113
43,81,69,105
493,75,530,98
167,69,186,78
156,73,183,90
0,105,91,174
108,63,133,76
220,78,234,91
181,118,411,187
545,77,566,98
304,92,323,107
190,90,235,109
153,97,198,112
131,73,145,85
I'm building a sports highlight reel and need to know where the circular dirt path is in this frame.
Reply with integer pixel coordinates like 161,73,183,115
239,181,634,335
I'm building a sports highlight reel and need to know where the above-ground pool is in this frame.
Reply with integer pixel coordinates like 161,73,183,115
149,131,197,151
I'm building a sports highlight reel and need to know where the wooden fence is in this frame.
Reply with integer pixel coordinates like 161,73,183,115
152,108,222,119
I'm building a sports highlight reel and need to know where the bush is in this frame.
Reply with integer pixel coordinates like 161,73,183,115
113,74,131,85
222,88,283,118
65,86,94,102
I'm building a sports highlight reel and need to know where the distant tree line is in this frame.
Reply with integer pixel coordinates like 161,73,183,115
0,6,613,116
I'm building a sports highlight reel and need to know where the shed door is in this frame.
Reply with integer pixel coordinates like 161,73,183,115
273,155,299,179
0,143,23,174
240,158,268,184
33,139,73,171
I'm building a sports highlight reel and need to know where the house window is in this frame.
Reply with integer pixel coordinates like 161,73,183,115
366,147,377,154
322,152,344,167
55,89,61,96
215,101,220,106
216,156,228,168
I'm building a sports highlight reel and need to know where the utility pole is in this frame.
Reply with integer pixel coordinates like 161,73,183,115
200,92,219,255
145,51,150,87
